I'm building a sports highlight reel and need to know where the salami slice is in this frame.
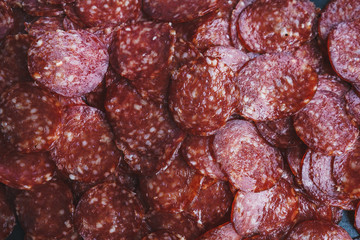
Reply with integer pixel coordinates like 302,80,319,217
204,46,250,73
110,22,175,103
25,16,64,37
345,89,360,125
0,185,15,240
294,90,358,156
0,151,55,190
198,222,241,240
231,179,299,237
28,30,109,97
62,2,86,29
86,25,120,49
287,220,352,239
328,20,360,85
213,120,283,192
142,231,184,240
285,143,307,180
169,56,238,136
74,0,140,27
236,53,318,121
171,37,203,70
15,179,75,239
0,1,14,40
181,135,226,180
105,80,185,175
255,117,301,149
75,182,145,240
0,82,62,153
142,0,220,22
317,74,350,97
50,105,120,183
318,0,360,41
22,0,63,16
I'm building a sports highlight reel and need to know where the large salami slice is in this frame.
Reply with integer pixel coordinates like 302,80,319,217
25,16,64,37
287,220,352,239
142,0,220,22
50,105,119,183
22,0,63,16
169,56,238,136
75,182,145,240
0,82,62,153
73,0,140,27
198,222,241,240
0,185,15,240
28,30,109,97
213,120,283,192
231,179,299,238
0,1,14,40
319,0,360,41
236,53,318,121
294,90,358,156
328,20,360,85
110,22,175,103
0,151,55,190
105,80,185,175
182,135,226,180
237,0,316,53
15,179,75,239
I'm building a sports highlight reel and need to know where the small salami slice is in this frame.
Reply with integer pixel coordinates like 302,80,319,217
50,105,120,183
319,0,360,41
294,90,358,156
328,20,360,85
231,179,299,237
0,151,55,190
0,82,62,153
105,80,185,175
204,46,250,73
237,0,316,53
198,222,241,240
255,117,301,149
345,89,360,125
74,0,140,27
15,179,75,239
213,120,283,192
285,143,307,180
75,182,145,240
171,37,203,70
28,30,109,97
110,22,175,103
287,220,352,239
236,53,318,121
0,1,14,40
22,0,63,16
142,0,220,22
25,16,64,37
182,135,226,180
0,185,15,240
317,74,350,97
169,56,238,136
333,140,360,199
142,231,184,240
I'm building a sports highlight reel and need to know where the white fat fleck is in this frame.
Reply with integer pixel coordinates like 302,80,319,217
69,174,75,180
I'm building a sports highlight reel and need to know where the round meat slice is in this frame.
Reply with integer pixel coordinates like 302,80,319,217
294,90,358,156
22,0,64,16
0,151,55,190
198,222,241,240
0,1,14,40
204,46,250,73
318,0,360,41
287,220,352,239
142,0,220,22
333,140,360,199
0,185,15,240
75,182,144,240
317,74,350,97
50,105,120,183
169,56,238,136
255,117,301,149
328,20,360,85
0,82,62,153
105,80,185,175
142,231,184,240
15,179,75,239
213,120,283,192
236,53,318,121
25,16,64,37
345,89,360,125
74,0,140,27
231,179,299,238
28,29,109,97
285,143,307,180
110,22,175,103
237,0,316,53
181,135,226,180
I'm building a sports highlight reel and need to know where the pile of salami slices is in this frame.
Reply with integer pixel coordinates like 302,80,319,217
1,0,360,239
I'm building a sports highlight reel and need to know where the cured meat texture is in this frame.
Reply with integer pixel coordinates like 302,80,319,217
345,90,360,125
28,30,109,97
0,1,14,40
0,185,15,239
22,0,63,17
171,37,203,70
197,222,241,240
285,143,307,180
142,231,184,240
317,74,350,97
25,16,64,37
